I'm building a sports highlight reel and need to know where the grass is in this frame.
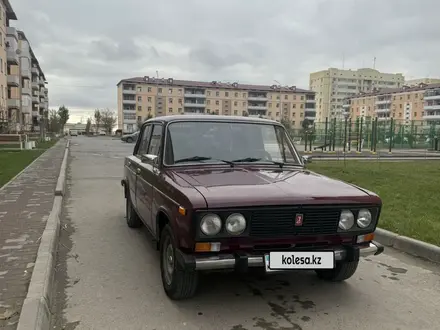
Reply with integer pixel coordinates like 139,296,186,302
0,138,59,188
308,161,440,246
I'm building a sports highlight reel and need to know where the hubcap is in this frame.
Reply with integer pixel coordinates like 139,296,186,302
162,237,174,286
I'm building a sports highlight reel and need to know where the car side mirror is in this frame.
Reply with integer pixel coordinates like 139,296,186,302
141,154,158,165
302,155,312,164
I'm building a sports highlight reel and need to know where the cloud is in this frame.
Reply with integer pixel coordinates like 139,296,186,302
9,0,440,122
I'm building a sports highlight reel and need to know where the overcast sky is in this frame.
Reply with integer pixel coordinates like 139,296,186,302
11,0,440,123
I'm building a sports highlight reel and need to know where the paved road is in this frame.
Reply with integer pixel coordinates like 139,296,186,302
0,141,66,329
52,136,440,330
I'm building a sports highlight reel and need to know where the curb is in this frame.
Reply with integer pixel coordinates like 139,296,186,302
55,140,70,196
16,139,70,330
375,228,440,263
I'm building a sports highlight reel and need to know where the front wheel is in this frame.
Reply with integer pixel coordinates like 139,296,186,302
315,261,359,282
160,225,199,300
126,137,133,143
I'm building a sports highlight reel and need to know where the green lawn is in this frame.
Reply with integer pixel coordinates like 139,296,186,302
0,139,59,188
308,161,440,246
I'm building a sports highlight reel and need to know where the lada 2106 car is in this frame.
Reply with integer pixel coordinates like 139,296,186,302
121,115,384,300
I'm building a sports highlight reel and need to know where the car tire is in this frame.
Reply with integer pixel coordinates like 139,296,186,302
315,261,359,282
160,225,199,300
126,137,133,143
125,196,142,228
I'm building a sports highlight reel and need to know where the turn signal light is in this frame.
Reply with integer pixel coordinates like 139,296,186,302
195,242,221,252
357,233,375,243
178,206,186,216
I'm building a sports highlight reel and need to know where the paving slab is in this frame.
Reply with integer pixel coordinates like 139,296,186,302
0,141,66,329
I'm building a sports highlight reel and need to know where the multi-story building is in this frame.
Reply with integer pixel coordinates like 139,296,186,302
116,76,316,133
405,78,440,87
0,0,17,131
17,31,48,131
309,68,404,121
343,82,440,124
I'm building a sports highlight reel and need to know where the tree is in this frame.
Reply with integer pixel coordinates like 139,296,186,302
280,117,291,130
85,118,92,135
48,109,61,133
94,109,102,133
57,105,69,133
101,108,117,134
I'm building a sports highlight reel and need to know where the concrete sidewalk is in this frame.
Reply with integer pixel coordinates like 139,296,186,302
0,141,66,329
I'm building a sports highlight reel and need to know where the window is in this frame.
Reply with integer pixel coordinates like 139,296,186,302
216,91,219,97
235,92,238,97
158,88,162,93
148,87,152,92
169,98,173,103
169,88,173,94
225,92,229,97
137,106,142,111
137,116,142,122
178,99,182,104
178,89,182,95
137,96,142,102
284,95,288,100
148,106,152,111
137,87,142,92
216,100,219,105
243,93,246,98
207,91,211,96
148,97,152,102
234,101,237,106
207,100,211,105
147,125,163,156
243,102,246,106
301,96,304,100
292,104,296,108
136,125,152,156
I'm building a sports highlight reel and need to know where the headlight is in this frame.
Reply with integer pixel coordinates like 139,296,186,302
225,213,246,235
339,210,354,230
357,209,372,228
200,214,222,236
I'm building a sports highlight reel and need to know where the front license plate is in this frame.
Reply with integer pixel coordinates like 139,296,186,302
266,251,335,270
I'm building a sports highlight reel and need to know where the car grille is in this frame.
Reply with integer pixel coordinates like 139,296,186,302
250,206,340,237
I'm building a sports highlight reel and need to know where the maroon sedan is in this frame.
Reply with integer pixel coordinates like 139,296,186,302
121,115,384,300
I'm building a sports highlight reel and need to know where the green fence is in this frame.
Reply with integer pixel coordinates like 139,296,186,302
289,119,440,153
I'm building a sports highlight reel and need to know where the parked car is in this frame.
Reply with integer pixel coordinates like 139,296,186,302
70,129,78,136
121,115,384,300
121,131,139,143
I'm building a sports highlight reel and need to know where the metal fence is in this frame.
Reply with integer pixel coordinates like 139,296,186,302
288,118,440,152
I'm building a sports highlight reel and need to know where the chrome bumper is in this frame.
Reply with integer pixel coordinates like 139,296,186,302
177,241,384,271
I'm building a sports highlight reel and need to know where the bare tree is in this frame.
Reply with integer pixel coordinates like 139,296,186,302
94,109,102,133
85,118,92,135
101,109,117,135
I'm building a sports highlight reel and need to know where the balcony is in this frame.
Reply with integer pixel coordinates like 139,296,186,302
424,91,440,101
184,93,205,98
424,104,440,111
39,78,45,86
305,99,316,104
123,118,137,124
21,68,31,79
7,75,19,86
123,109,136,113
122,99,136,105
31,67,39,75
248,96,268,102
184,109,205,114
375,99,391,105
32,81,39,90
305,115,316,121
7,27,18,40
423,113,440,120
32,96,39,103
21,106,31,114
375,108,391,114
7,49,19,64
248,105,267,110
377,117,390,121
184,102,205,108
22,87,31,95
7,99,20,109
342,103,350,109
122,89,136,95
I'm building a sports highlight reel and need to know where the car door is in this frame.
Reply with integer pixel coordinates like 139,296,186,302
133,124,153,228
137,124,163,231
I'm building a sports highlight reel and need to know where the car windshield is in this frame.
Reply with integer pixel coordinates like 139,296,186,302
165,121,301,166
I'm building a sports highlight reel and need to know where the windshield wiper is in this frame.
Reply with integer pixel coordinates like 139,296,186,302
232,157,285,168
174,156,233,165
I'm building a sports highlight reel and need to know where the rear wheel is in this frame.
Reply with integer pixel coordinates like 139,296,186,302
126,137,133,143
125,196,142,228
315,261,359,282
160,225,199,300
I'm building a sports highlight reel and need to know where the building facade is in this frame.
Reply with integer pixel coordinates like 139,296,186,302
0,0,17,131
309,68,404,121
405,78,440,87
343,83,440,124
117,77,316,133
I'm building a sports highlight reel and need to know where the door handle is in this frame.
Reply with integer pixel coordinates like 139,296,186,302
136,168,141,174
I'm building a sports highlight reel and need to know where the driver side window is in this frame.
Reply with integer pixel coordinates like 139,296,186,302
136,125,152,157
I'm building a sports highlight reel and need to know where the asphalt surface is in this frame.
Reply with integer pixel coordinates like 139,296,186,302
51,136,440,330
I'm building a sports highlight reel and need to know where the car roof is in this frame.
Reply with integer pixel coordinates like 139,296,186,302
143,115,281,125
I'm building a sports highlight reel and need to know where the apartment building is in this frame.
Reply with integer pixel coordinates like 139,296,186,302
343,82,440,124
117,76,316,133
0,0,17,131
309,68,404,121
405,78,440,87
17,31,48,131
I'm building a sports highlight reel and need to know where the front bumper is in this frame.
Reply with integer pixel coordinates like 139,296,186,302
175,241,384,272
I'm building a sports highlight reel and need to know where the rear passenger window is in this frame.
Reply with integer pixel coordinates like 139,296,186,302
136,125,152,157
147,125,163,156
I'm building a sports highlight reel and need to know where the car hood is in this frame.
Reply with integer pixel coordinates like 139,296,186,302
170,166,378,208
